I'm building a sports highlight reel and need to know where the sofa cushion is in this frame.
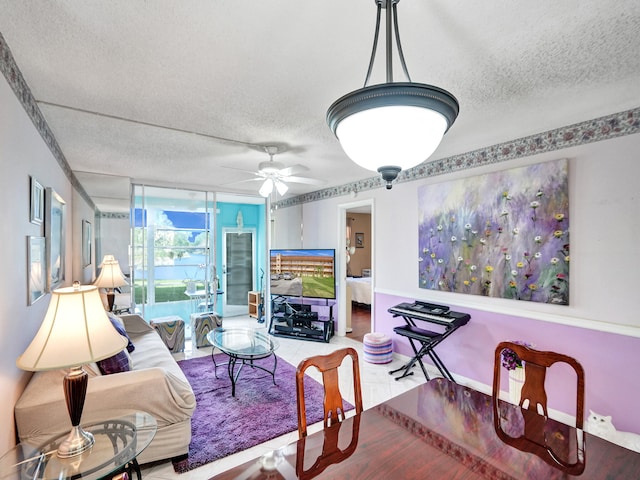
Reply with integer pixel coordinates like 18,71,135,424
108,312,135,353
97,350,131,375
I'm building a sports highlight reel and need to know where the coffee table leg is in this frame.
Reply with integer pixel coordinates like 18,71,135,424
271,353,278,385
228,356,242,397
223,353,278,397
211,350,218,378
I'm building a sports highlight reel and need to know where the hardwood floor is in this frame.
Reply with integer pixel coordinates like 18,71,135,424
346,302,371,342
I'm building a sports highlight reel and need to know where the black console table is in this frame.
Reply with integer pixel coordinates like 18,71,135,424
269,296,334,343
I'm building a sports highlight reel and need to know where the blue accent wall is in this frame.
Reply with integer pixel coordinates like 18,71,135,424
216,201,266,298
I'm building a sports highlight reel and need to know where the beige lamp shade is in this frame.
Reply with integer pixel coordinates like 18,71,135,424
17,284,127,371
94,255,128,290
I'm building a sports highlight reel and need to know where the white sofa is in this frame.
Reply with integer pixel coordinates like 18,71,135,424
14,314,196,464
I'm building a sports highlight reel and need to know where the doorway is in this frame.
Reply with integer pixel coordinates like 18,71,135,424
223,228,256,317
338,200,374,340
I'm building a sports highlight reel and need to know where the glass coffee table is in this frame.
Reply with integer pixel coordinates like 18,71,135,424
207,327,279,396
0,410,156,480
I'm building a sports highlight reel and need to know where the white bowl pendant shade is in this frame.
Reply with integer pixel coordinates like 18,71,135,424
335,104,448,172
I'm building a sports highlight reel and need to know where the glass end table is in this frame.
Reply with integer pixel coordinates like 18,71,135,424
207,327,279,396
0,410,156,480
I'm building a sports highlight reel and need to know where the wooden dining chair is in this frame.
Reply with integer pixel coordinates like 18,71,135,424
296,347,363,439
492,341,585,427
492,341,586,474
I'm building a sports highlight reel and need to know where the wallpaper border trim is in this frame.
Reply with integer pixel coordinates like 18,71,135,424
0,32,96,211
276,107,640,209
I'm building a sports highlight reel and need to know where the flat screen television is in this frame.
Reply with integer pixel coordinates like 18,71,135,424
269,249,336,300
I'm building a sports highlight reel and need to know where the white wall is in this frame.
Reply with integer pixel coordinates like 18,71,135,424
271,203,303,249
0,75,91,451
284,134,640,332
381,136,639,330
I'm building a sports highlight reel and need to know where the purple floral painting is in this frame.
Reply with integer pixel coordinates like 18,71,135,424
418,159,569,304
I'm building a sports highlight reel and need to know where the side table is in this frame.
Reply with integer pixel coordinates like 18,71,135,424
0,410,156,480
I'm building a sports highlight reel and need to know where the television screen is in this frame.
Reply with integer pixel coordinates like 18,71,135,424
270,249,336,299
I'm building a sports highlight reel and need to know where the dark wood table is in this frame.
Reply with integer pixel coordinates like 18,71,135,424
209,378,640,479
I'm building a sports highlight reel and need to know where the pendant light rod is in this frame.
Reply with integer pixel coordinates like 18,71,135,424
385,1,393,82
363,2,382,86
391,1,412,82
364,0,411,87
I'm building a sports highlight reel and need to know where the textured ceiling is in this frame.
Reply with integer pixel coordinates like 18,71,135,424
1,1,639,211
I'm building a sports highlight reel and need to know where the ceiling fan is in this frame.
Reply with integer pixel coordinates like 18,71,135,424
228,145,325,197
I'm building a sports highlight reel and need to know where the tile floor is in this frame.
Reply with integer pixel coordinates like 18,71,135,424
140,315,428,479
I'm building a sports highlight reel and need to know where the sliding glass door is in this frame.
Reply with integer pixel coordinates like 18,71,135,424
131,186,267,331
131,186,216,328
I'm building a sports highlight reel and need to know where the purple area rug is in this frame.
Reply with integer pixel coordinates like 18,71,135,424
173,353,347,473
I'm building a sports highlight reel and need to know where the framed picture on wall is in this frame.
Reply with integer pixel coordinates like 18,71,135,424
30,176,44,225
82,220,92,268
45,188,66,291
417,158,569,305
27,236,47,305
355,232,365,248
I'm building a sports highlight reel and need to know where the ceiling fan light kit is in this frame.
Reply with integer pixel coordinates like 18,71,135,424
327,0,459,189
259,177,274,197
259,178,288,198
274,179,288,196
258,160,284,174
257,147,292,197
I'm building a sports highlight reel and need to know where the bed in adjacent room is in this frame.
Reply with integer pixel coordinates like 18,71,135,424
346,276,372,306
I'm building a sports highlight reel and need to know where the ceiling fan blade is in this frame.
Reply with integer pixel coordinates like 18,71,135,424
221,165,266,177
235,178,264,184
221,165,269,181
218,177,264,187
278,164,308,177
283,175,326,186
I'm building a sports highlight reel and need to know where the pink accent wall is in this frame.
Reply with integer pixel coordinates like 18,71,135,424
375,292,640,433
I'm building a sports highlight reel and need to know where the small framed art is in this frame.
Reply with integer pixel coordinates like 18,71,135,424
27,236,47,305
82,220,92,267
30,176,44,225
46,188,66,290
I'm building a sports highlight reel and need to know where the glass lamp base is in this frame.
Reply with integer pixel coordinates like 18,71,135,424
57,425,95,458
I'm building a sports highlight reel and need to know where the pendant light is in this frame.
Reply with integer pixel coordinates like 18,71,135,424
327,0,459,189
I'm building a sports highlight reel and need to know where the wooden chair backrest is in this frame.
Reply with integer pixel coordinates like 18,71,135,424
493,341,585,429
296,347,363,439
492,342,586,474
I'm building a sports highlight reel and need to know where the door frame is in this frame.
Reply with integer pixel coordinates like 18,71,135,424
222,227,257,317
337,199,374,337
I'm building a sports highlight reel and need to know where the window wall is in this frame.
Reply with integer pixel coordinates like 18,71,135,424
131,185,266,334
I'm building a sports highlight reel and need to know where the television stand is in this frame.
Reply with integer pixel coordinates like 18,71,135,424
269,296,334,343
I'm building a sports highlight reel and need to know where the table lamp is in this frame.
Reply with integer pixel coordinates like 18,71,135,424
94,254,128,312
16,283,128,457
